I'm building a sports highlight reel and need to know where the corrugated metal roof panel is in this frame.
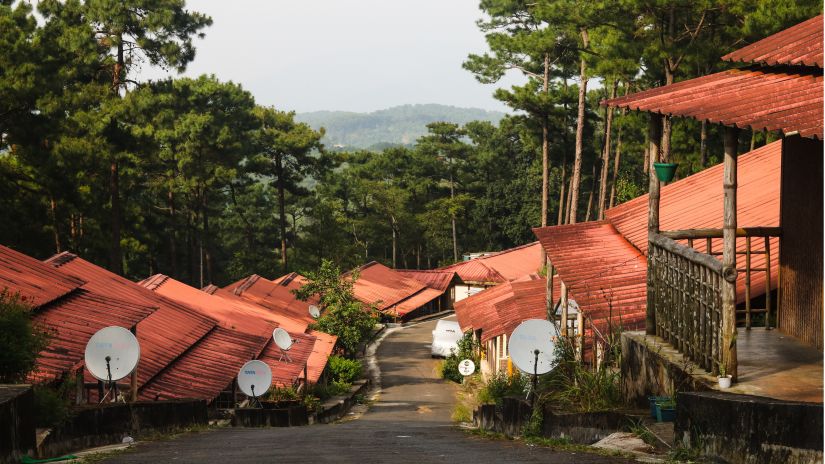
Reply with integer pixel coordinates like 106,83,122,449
0,245,85,308
533,221,648,336
439,242,544,283
31,290,155,383
722,15,823,67
306,330,337,384
389,287,443,317
496,279,559,339
454,281,515,337
395,269,460,292
603,67,823,140
224,275,315,327
139,326,268,401
605,141,780,301
44,253,217,390
258,332,316,388
347,262,426,311
139,275,287,337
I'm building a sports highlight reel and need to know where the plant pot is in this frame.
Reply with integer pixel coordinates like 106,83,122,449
653,162,679,183
655,401,676,422
648,396,669,419
718,375,732,389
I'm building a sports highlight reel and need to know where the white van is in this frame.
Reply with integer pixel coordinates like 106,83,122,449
431,319,463,358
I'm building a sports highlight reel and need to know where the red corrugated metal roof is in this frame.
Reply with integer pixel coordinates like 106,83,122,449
44,253,217,390
139,326,268,401
348,262,426,311
258,332,316,388
396,269,460,292
224,274,316,327
31,290,155,383
605,141,780,302
454,281,518,337
496,279,558,339
722,15,823,67
0,245,85,308
439,242,544,283
533,222,648,336
306,330,337,383
389,287,443,317
139,274,288,337
604,67,823,140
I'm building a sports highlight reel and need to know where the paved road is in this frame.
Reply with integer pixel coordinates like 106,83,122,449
105,318,630,463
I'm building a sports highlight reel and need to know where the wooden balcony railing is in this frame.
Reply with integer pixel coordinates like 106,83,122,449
649,227,781,374
649,232,724,372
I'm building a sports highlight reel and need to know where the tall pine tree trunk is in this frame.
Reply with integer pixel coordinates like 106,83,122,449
202,192,213,285
597,80,617,219
109,37,124,275
168,189,178,277
569,27,589,224
450,167,458,262
700,120,708,167
585,162,596,222
391,215,397,268
541,53,550,227
557,153,567,226
49,195,61,253
608,106,625,209
276,154,288,273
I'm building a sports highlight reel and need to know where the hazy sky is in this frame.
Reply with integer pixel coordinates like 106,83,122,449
139,0,521,113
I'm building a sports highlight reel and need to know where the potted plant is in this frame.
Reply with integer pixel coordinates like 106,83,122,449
653,162,678,183
655,397,676,422
717,362,732,389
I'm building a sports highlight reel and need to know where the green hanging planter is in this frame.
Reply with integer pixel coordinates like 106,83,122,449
653,162,679,183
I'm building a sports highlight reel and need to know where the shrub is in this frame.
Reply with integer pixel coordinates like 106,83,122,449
539,338,623,412
0,290,50,383
327,355,362,383
33,383,72,428
480,371,529,405
439,333,479,383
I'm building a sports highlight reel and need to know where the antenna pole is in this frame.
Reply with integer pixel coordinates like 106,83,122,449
532,349,539,408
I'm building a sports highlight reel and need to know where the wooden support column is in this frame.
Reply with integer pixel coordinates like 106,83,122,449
722,126,740,381
560,282,569,337
576,311,584,361
130,325,138,402
546,262,555,321
646,115,663,335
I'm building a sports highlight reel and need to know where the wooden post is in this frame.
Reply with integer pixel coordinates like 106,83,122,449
646,115,663,335
75,368,85,405
130,325,138,402
576,311,585,361
765,237,772,330
745,236,752,329
546,263,555,321
560,282,569,337
722,126,740,381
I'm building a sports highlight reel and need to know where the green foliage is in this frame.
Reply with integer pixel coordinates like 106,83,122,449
0,290,50,383
33,383,73,428
479,371,530,405
539,338,623,412
327,355,362,384
298,260,379,357
440,333,480,383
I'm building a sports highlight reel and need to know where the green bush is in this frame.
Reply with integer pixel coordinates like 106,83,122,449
33,384,71,428
0,290,50,383
327,355,362,383
539,338,623,412
480,371,529,405
439,333,479,383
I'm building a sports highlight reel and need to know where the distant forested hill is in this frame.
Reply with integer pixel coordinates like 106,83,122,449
296,104,506,150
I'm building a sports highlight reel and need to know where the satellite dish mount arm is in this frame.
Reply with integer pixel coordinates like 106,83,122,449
99,355,118,404
250,384,262,409
531,349,539,407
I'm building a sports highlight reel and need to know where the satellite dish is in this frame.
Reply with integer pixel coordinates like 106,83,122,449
273,328,293,351
458,359,475,376
85,326,140,382
508,319,559,376
237,360,272,400
308,304,320,319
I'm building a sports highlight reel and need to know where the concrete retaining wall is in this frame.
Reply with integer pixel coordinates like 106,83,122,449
315,379,370,424
232,405,308,427
472,398,532,437
0,385,36,464
675,391,823,464
621,331,710,407
38,399,208,459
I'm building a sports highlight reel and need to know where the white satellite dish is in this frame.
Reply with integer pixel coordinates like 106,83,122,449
85,326,141,382
508,319,559,376
237,360,272,407
273,327,294,363
458,359,475,376
308,304,320,319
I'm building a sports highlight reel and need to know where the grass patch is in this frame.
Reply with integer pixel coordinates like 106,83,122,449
451,402,472,422
462,427,634,458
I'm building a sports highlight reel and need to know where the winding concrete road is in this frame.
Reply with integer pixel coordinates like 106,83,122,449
104,318,630,463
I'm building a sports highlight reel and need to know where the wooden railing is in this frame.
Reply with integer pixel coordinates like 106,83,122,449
649,227,781,374
649,233,724,372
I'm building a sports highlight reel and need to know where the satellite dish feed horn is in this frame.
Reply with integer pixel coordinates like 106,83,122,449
273,328,295,363
237,360,272,408
85,326,141,404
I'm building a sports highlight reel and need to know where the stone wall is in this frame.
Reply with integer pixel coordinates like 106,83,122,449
38,399,208,459
675,391,823,464
232,405,308,427
0,385,36,464
621,331,711,407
